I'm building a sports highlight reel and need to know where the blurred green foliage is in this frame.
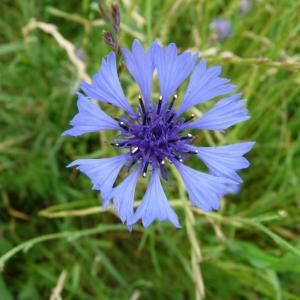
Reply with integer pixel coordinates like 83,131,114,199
1,0,300,299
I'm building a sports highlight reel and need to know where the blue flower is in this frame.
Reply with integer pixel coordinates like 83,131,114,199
63,40,254,229
209,18,232,41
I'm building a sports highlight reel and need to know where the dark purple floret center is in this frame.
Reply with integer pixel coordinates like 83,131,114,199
112,95,197,180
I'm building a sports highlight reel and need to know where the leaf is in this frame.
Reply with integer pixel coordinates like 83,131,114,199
229,241,300,273
0,276,13,300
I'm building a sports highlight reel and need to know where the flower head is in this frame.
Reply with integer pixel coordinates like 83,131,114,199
209,18,232,41
63,40,254,228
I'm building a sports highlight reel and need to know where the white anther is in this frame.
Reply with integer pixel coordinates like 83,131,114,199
131,147,139,154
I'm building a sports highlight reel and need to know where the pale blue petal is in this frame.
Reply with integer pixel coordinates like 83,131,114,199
175,162,230,211
122,40,154,108
129,169,181,228
152,41,198,107
192,142,255,183
183,93,250,130
177,60,236,116
67,154,129,204
62,93,120,136
80,52,135,116
109,166,141,223
226,183,241,195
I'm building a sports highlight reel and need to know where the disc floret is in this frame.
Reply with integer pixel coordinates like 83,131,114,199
112,95,196,179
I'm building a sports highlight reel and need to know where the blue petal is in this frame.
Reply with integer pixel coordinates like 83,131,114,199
175,162,230,211
67,154,129,203
183,93,250,130
62,93,120,136
152,41,198,107
192,142,255,183
177,60,236,116
122,40,154,109
226,183,241,195
129,169,181,228
109,165,141,223
80,52,135,116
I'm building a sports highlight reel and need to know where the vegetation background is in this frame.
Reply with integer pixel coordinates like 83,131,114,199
1,0,300,299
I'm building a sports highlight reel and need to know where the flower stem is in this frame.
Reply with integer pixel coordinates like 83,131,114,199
171,166,205,300
0,224,137,272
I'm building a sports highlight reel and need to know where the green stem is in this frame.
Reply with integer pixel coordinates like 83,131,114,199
171,166,205,300
0,224,139,271
205,55,300,71
146,0,152,43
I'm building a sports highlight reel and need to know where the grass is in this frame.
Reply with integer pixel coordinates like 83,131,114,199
1,0,300,299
